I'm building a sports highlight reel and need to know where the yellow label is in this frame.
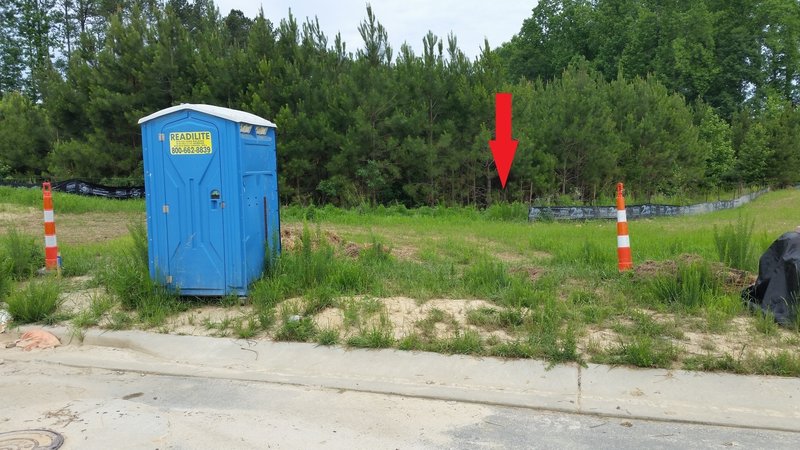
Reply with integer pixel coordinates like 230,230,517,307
169,131,212,155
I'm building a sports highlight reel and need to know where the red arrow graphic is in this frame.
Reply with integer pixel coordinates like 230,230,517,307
489,93,518,189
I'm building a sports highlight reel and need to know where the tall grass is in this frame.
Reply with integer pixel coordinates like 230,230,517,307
0,186,144,214
98,223,184,327
0,258,12,301
649,262,720,310
462,260,512,299
714,216,756,271
6,278,63,324
251,227,383,308
0,229,43,280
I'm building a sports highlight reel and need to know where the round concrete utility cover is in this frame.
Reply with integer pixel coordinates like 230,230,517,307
0,429,64,449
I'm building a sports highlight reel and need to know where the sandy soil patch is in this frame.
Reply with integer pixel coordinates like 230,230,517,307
0,206,142,244
61,286,104,315
311,297,513,342
165,305,258,337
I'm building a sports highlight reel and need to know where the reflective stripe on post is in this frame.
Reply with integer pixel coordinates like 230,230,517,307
42,182,61,272
616,182,633,271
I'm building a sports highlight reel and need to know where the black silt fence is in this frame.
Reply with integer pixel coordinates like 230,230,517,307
0,179,144,199
528,189,770,221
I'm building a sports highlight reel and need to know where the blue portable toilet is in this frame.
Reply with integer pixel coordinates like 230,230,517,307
138,104,280,296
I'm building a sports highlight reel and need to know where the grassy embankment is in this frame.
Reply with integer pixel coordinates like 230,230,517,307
1,186,798,375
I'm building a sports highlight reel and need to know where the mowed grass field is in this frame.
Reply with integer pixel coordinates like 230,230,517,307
1,186,799,375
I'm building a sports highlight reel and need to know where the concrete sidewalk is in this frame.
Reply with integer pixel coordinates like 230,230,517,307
5,326,800,433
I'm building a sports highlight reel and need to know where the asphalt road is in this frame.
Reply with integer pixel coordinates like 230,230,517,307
1,357,797,450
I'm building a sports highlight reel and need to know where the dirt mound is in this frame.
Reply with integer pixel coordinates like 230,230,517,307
280,226,395,260
633,253,755,290
634,253,704,277
343,242,361,257
280,226,343,252
511,267,546,282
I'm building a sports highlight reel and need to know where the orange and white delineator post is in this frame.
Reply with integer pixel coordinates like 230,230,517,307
616,183,633,271
42,182,61,272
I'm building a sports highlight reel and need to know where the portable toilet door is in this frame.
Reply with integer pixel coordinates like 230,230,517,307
138,104,278,296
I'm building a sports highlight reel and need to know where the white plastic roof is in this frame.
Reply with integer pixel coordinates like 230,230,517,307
138,103,277,128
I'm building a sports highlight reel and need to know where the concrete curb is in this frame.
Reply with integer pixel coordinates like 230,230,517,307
16,326,800,432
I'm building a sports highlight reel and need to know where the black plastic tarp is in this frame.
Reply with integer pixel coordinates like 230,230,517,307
742,231,800,326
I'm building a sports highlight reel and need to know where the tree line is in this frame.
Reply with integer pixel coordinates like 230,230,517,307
0,0,798,206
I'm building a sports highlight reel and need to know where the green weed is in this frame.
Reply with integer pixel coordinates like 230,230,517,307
702,294,742,332
96,224,185,327
346,326,395,348
359,238,393,264
6,278,63,323
487,341,538,359
342,299,361,329
71,310,98,329
220,294,242,308
259,227,381,303
649,262,719,310
714,216,756,271
274,304,317,342
316,328,340,345
428,330,484,355
0,257,12,301
580,240,615,269
542,328,581,365
752,351,800,376
340,297,384,330
391,260,458,299
753,310,779,336
360,297,384,315
203,316,234,334
684,351,800,377
466,307,524,331
683,353,743,373
0,229,42,280
233,318,259,339
249,276,287,310
58,245,98,277
623,312,684,340
416,308,456,338
484,202,529,222
135,291,186,328
463,260,511,300
596,336,680,368
398,333,425,351
303,286,337,315
256,306,276,330
71,294,114,328
106,311,134,330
